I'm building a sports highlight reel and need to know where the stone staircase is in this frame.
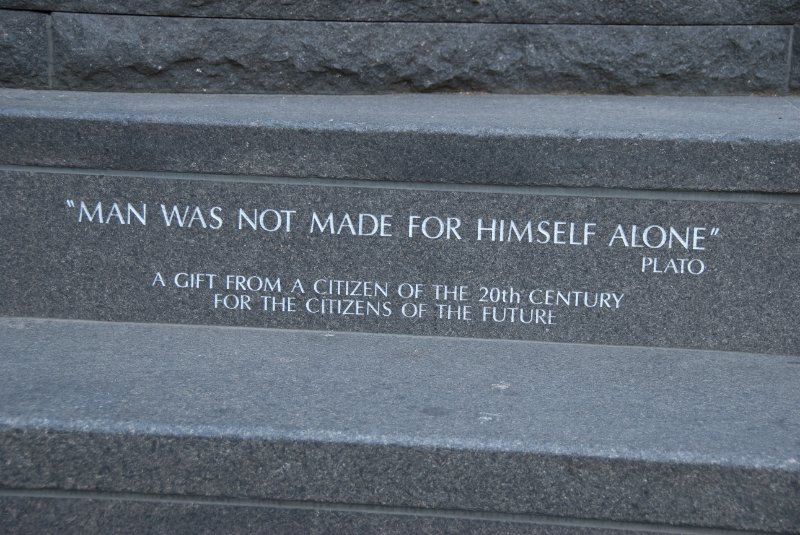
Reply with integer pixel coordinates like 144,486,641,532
1,2,798,533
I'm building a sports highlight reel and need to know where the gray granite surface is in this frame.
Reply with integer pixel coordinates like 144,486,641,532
48,14,793,95
0,494,681,535
0,317,798,532
0,10,49,89
793,25,800,91
1,0,798,24
1,90,799,193
1,168,798,354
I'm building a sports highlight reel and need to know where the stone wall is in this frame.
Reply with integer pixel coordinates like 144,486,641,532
1,1,798,94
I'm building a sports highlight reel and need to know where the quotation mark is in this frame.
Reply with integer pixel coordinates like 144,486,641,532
711,227,720,236
65,199,75,208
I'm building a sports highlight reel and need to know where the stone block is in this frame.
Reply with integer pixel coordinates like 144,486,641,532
0,10,49,89
0,495,672,534
1,90,798,193
791,25,800,90
1,167,798,354
50,14,793,95
1,0,798,24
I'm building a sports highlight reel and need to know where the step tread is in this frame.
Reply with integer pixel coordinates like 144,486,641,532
1,90,799,193
1,317,797,466
1,317,798,531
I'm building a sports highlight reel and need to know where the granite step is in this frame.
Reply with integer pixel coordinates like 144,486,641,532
0,317,798,533
1,90,798,356
1,89,799,193
1,89,798,532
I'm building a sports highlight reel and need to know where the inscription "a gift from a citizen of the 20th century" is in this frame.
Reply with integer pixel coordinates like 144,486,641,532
1,170,797,354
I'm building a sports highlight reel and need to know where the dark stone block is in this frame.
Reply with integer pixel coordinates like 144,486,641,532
1,168,798,354
1,90,798,193
0,10,49,89
50,14,793,95
1,0,799,25
792,25,800,91
0,318,798,531
0,495,667,534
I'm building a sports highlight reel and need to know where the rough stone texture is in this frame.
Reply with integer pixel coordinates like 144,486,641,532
0,10,49,89
2,90,799,193
50,13,793,95
1,0,799,24
0,318,799,532
1,168,799,354
0,495,672,535
792,25,800,90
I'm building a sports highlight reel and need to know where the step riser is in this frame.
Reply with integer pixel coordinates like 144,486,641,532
1,10,797,95
2,168,798,354
0,495,690,535
2,429,797,533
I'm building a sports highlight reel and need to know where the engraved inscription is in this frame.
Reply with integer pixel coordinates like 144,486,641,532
2,171,797,354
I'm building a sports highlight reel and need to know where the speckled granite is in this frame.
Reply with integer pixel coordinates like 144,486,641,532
0,3,796,533
46,14,793,95
2,167,798,354
0,0,798,24
792,25,800,91
0,10,49,89
1,90,799,193
0,318,798,532
0,494,675,535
